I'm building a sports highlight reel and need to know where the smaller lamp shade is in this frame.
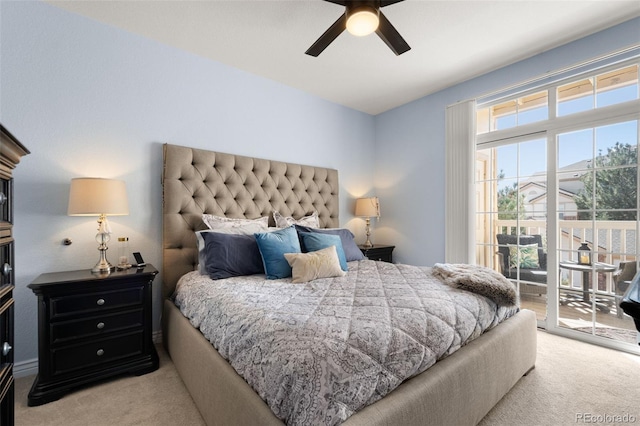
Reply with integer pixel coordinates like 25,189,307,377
68,178,129,216
355,197,380,218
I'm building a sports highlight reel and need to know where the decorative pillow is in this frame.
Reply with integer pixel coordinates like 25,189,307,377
202,214,269,231
199,232,264,279
284,246,346,284
254,226,302,279
294,225,365,261
507,243,540,269
298,232,348,271
196,226,268,275
273,211,319,229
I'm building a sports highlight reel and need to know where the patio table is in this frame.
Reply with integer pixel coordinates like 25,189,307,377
559,261,616,313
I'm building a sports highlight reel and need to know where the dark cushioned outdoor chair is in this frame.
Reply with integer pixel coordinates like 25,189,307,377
496,234,547,295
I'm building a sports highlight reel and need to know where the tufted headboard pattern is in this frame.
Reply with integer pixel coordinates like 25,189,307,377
162,143,339,298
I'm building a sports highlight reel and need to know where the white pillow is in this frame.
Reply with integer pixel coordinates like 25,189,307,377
284,245,346,283
273,211,319,228
202,214,269,231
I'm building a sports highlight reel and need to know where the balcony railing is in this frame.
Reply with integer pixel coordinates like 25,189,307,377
487,219,637,295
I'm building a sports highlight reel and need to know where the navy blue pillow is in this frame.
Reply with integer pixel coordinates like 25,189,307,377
200,232,264,279
298,231,348,271
254,226,302,279
295,225,365,261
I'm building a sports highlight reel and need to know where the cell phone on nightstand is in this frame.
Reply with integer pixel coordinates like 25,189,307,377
132,252,146,268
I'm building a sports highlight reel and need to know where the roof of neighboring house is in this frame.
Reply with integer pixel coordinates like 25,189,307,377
528,188,576,204
520,159,590,195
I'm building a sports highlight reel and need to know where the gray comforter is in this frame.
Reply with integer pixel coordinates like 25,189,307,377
173,260,518,425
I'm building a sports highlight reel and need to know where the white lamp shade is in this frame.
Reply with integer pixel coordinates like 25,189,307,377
355,197,380,218
68,178,129,216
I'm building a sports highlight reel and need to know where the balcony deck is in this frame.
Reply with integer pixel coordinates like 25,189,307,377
520,293,638,345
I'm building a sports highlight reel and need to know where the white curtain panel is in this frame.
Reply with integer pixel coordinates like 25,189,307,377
445,100,476,264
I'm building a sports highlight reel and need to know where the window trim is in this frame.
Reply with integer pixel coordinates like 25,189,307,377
478,99,639,146
478,46,640,106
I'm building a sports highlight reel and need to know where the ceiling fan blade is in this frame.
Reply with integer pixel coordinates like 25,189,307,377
323,0,347,5
380,0,405,7
375,11,410,55
305,14,347,57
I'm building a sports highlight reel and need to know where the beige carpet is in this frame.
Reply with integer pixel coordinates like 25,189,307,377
15,332,640,426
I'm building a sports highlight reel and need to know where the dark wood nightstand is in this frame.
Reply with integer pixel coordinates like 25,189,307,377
358,245,395,263
27,265,159,406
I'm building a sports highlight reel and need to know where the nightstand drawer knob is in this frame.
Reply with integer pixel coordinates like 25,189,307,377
96,298,105,306
96,322,105,329
2,263,12,277
0,192,6,205
2,342,11,356
96,349,104,356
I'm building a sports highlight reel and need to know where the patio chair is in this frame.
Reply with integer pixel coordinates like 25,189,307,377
620,271,640,337
496,234,547,296
614,261,637,319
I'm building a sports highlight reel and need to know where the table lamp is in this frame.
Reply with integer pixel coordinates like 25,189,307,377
68,178,129,273
355,197,380,248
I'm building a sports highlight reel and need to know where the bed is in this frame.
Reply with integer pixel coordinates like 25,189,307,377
161,143,537,426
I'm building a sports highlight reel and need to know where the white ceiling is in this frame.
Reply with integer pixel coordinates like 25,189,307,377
47,0,640,115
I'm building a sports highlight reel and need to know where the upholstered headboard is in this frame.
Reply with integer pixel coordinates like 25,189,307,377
162,143,339,298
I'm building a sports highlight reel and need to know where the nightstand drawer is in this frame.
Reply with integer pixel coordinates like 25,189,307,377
52,330,144,376
50,286,144,319
50,309,144,344
0,179,10,224
0,244,12,287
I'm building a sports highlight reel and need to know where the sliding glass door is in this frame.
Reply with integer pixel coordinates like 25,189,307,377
476,137,548,323
555,120,638,344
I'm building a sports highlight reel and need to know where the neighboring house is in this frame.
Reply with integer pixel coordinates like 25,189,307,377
519,160,590,220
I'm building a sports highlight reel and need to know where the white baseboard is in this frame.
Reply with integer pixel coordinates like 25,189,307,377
153,330,163,344
14,331,163,379
14,358,38,379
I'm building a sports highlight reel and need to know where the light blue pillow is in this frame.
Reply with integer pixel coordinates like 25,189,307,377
299,231,348,271
254,226,301,279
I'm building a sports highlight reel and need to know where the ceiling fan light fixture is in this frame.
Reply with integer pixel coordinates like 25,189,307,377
346,7,379,36
305,0,410,57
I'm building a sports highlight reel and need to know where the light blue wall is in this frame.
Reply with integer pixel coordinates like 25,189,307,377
374,17,640,266
0,1,375,366
2,0,638,368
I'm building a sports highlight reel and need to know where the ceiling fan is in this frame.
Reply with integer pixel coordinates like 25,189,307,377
305,0,411,57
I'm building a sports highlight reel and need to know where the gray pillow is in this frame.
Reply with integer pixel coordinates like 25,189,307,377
295,225,365,261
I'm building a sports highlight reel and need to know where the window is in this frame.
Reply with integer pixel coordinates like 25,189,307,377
475,57,639,349
477,91,548,134
557,65,638,116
